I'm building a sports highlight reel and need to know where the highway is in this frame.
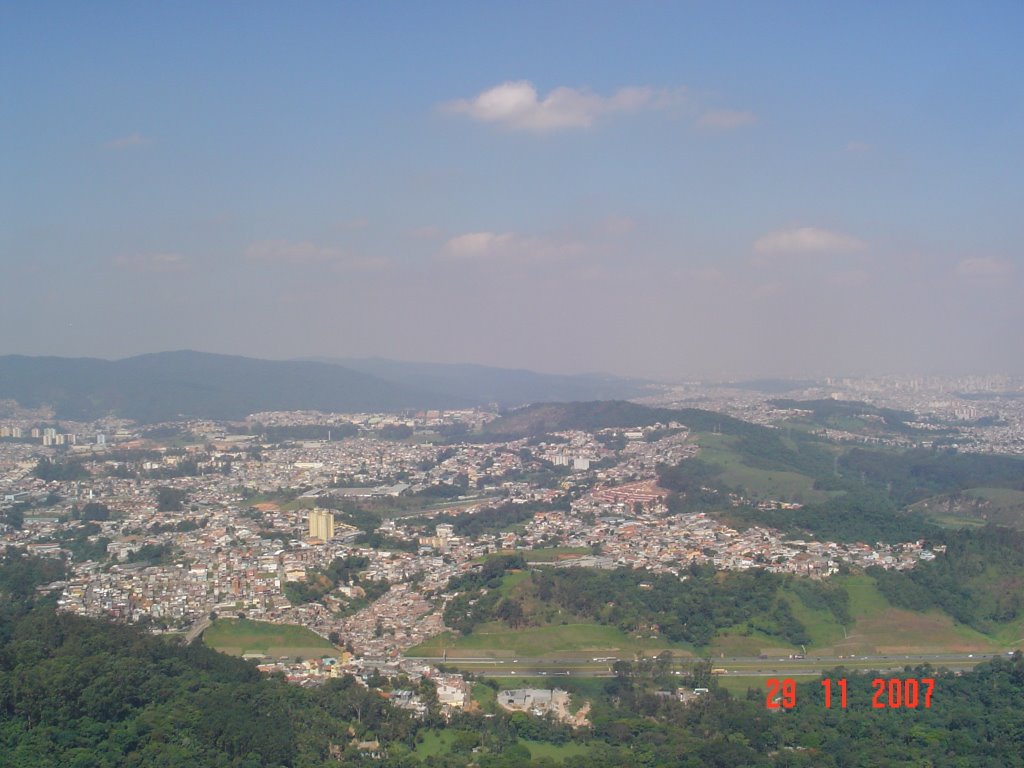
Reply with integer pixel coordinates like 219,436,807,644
405,651,1016,678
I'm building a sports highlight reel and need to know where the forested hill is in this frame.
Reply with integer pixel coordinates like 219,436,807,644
0,351,463,421
0,555,420,767
307,357,651,407
480,400,758,440
0,353,658,423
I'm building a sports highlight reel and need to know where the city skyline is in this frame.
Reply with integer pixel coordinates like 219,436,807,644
3,2,1022,379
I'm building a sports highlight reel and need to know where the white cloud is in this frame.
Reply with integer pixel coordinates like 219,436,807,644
440,231,582,262
104,133,152,149
442,232,516,258
698,109,757,130
111,252,186,272
753,226,866,254
955,257,1014,278
443,80,683,133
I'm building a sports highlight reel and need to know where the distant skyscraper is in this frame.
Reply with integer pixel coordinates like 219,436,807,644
96,433,106,446
309,508,335,541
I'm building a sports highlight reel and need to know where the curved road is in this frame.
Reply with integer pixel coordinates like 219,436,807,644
183,615,212,644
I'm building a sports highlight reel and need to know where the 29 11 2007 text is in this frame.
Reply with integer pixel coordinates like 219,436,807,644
765,677,935,710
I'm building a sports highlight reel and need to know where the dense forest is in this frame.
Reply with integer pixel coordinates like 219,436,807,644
528,566,813,646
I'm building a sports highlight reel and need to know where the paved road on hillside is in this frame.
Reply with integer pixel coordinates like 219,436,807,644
183,616,212,644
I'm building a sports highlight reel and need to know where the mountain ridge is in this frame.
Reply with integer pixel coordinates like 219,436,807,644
0,351,653,423
301,356,652,405
0,351,457,422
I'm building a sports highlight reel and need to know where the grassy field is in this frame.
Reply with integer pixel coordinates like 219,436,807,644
706,628,796,658
412,729,455,759
705,574,1004,657
522,740,590,761
203,618,336,659
824,575,996,655
716,675,777,697
471,682,498,713
693,432,829,504
783,592,846,649
485,569,530,598
412,730,590,763
927,514,988,529
523,547,592,563
408,623,692,659
991,615,1024,649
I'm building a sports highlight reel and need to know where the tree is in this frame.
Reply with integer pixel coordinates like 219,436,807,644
80,502,111,521
156,486,186,512
4,505,25,530
495,598,525,628
32,457,88,481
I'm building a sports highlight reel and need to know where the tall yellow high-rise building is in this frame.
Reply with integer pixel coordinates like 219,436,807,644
308,508,335,541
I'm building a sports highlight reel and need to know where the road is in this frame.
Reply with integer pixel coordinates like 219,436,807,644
183,615,212,644
405,652,1015,678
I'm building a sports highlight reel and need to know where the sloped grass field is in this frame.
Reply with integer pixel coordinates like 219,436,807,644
203,617,336,658
821,575,996,655
416,571,1018,661
408,623,692,658
692,432,830,504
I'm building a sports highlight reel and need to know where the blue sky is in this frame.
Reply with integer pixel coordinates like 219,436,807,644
2,1,1022,378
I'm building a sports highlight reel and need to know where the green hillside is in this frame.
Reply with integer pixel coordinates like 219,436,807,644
769,397,926,436
479,400,759,440
428,529,1024,660
656,422,1024,543
687,431,831,504
913,487,1024,529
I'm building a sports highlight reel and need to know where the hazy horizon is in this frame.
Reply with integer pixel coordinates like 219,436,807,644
3,3,1022,380
2,347,1020,386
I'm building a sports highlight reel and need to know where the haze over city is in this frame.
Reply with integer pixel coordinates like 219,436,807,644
3,2,1022,379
